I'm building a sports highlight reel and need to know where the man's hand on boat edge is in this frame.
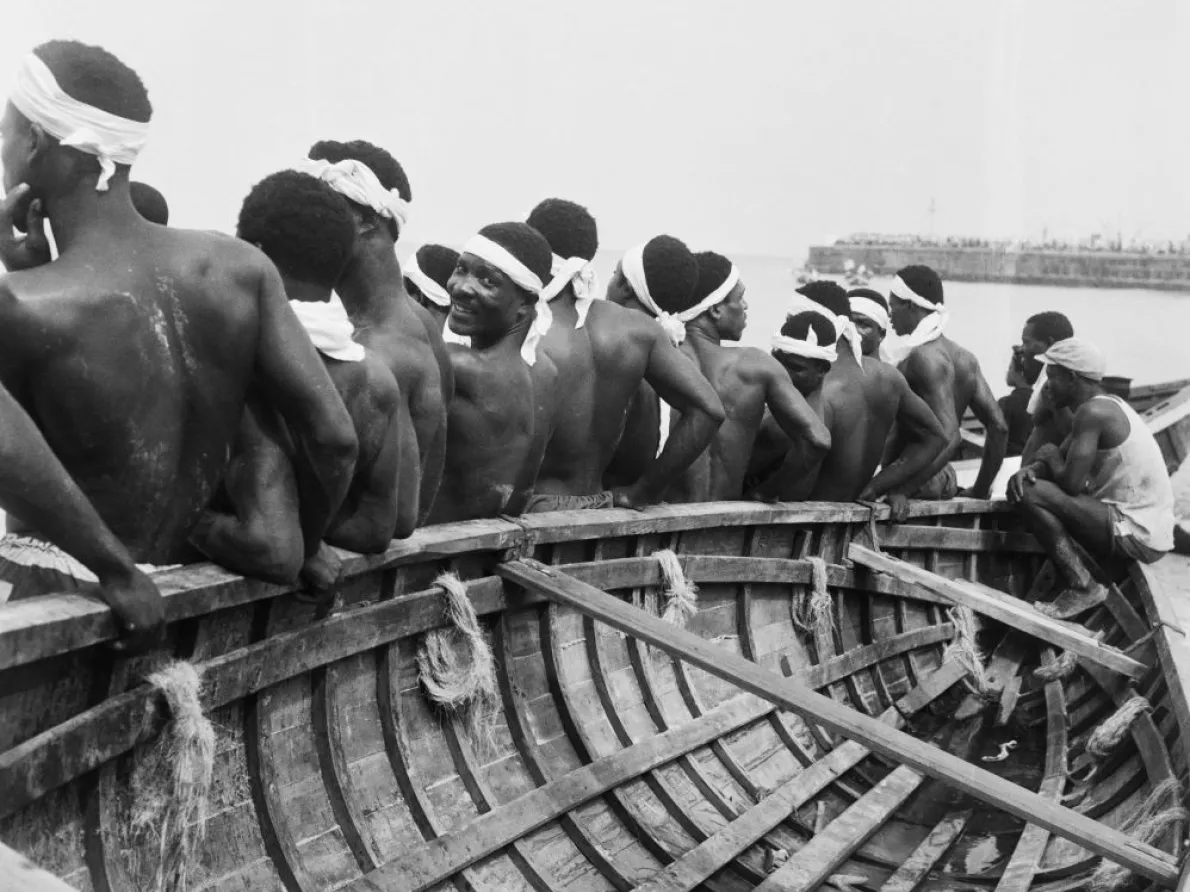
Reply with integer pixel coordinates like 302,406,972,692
97,565,166,654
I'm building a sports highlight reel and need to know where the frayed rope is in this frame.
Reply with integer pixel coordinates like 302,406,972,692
1086,694,1150,760
943,606,991,696
417,573,497,757
1034,649,1078,682
794,557,836,644
1090,778,1187,891
127,661,216,892
655,549,698,628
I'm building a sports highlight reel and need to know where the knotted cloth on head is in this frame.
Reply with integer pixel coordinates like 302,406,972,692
460,233,553,366
289,294,365,362
889,273,948,345
848,294,889,333
1041,337,1106,381
300,157,410,234
540,254,601,328
9,53,150,192
771,292,851,363
621,243,740,346
405,248,451,308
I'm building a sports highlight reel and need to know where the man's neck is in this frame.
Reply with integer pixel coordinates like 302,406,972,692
834,343,861,371
686,319,723,353
1071,382,1106,409
43,177,141,253
472,315,532,355
337,242,405,324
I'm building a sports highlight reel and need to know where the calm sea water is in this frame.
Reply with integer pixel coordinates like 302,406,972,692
590,250,1190,397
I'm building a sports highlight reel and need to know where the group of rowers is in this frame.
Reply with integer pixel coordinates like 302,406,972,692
0,40,1175,653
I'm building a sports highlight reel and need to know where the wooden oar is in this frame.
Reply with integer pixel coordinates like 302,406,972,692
848,545,1148,679
497,557,1179,888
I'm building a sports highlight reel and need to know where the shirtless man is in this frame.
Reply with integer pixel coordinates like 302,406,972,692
885,265,1007,506
1017,311,1075,462
649,250,829,501
191,171,408,582
305,139,451,523
428,222,560,522
1008,338,1173,617
588,232,725,503
0,41,357,579
751,282,946,504
847,287,889,359
404,243,458,332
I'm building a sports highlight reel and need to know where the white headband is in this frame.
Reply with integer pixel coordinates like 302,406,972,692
290,294,365,363
849,296,889,332
889,274,946,317
9,54,150,192
405,250,451,308
540,253,600,328
301,157,411,234
788,292,863,366
621,243,741,346
460,233,552,365
771,328,837,363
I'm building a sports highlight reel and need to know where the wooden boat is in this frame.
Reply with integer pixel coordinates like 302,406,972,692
2,500,1189,891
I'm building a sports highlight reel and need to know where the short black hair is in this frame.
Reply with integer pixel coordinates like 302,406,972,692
781,311,838,345
679,250,734,313
237,171,356,289
641,235,698,309
476,222,553,291
414,244,460,290
308,139,411,201
1026,311,1074,344
33,40,152,123
796,280,848,317
896,265,944,305
130,182,168,225
526,198,598,261
847,287,888,311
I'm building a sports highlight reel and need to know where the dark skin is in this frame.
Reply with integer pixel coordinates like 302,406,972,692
592,264,726,504
746,355,831,502
427,253,560,523
190,273,408,586
1008,366,1128,592
1019,321,1074,463
662,284,829,502
0,105,357,572
851,312,886,358
406,279,449,331
754,338,947,505
885,295,1008,502
335,205,452,525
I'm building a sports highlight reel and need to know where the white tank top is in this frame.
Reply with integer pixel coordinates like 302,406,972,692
1086,395,1174,551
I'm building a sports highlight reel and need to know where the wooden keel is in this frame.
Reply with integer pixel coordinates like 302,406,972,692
496,557,1181,888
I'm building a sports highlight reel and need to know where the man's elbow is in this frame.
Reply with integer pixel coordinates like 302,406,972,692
809,424,831,456
700,392,727,426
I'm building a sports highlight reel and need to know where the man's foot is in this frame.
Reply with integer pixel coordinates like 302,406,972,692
1035,582,1109,620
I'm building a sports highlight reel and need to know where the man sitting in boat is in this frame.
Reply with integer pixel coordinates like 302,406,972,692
404,243,459,333
1000,347,1040,457
1017,311,1075,462
0,42,357,603
190,171,410,585
1009,337,1174,617
885,265,1007,502
427,223,561,522
521,225,726,508
305,139,451,525
637,250,829,502
847,287,889,359
750,282,947,510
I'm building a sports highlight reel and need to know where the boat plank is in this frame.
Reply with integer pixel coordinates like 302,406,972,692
849,546,1148,679
875,525,1043,554
497,558,1180,887
878,810,971,892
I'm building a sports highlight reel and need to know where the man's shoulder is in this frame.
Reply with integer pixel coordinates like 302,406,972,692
585,300,657,343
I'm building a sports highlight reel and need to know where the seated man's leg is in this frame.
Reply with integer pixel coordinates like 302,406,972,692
1017,480,1112,617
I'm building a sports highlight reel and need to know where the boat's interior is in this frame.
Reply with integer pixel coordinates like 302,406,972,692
0,501,1186,892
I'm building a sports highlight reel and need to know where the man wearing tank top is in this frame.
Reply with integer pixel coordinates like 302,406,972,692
1007,338,1174,619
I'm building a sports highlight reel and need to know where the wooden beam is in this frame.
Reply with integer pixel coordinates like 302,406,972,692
0,840,75,892
497,558,1180,888
848,545,1148,679
880,810,971,892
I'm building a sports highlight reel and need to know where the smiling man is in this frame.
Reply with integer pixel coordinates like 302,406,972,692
427,222,560,523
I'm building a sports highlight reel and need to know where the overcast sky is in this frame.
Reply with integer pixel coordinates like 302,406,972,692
4,1,1187,256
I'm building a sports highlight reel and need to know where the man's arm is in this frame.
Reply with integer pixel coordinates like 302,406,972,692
750,391,830,502
624,329,724,505
326,404,404,553
0,380,163,650
965,364,1009,498
251,257,359,558
762,355,831,460
891,352,961,496
1037,404,1106,495
861,374,948,500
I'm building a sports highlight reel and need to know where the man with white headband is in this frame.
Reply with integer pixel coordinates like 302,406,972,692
405,243,459,332
748,282,945,505
1017,310,1076,462
0,42,357,603
847,287,890,359
646,251,828,502
428,222,562,522
885,264,1007,508
307,139,451,524
190,171,410,588
1008,337,1173,618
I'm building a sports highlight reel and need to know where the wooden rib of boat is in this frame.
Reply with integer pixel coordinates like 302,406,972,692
2,500,1189,891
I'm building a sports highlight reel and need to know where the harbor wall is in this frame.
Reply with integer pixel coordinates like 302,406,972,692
807,245,1190,291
